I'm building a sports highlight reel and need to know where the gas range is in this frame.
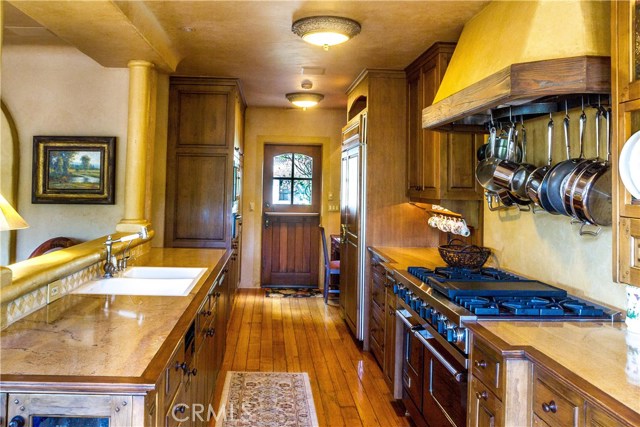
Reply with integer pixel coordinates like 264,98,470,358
392,266,622,361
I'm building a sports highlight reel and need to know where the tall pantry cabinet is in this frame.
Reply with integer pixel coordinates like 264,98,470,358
164,77,245,249
340,70,439,341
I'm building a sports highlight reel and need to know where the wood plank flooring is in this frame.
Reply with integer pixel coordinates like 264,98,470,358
212,289,412,427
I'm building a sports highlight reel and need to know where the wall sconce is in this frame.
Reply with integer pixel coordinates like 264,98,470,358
292,16,361,50
286,92,324,110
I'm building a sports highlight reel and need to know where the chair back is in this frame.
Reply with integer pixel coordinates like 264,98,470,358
319,226,330,269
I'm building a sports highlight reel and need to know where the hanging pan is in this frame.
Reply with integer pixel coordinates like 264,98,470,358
542,109,588,215
569,107,612,227
563,105,601,216
475,126,503,192
510,119,536,199
526,114,557,211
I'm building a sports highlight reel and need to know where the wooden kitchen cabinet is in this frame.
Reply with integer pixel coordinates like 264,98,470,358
612,1,640,285
469,328,638,427
165,77,246,249
405,42,484,202
367,250,397,389
469,376,503,427
6,394,133,426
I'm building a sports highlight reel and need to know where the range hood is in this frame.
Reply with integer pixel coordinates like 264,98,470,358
423,0,611,131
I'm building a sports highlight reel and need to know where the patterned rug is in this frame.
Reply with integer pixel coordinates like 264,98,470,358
217,371,319,427
264,288,322,298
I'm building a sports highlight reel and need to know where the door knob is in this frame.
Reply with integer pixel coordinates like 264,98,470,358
264,217,270,229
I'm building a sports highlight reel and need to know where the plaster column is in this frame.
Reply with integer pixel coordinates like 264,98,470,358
117,60,156,233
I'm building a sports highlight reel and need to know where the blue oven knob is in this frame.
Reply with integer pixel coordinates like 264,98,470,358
393,283,399,294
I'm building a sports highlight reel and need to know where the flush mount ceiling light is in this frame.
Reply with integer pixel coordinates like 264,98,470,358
286,92,324,109
292,16,361,50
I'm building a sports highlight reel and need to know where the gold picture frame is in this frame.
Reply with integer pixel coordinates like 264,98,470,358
32,136,116,204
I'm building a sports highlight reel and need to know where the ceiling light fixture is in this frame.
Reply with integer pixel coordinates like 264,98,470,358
292,16,361,51
286,92,324,110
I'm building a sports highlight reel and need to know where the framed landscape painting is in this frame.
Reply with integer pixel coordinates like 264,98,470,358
32,136,116,204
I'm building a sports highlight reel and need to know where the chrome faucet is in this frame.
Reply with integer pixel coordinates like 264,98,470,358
103,227,149,278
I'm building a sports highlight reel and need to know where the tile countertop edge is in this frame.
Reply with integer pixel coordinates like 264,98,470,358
0,247,232,394
467,321,640,423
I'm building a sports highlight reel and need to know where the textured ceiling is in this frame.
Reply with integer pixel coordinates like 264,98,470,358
3,1,490,109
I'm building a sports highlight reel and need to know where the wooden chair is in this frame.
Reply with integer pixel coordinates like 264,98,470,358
320,226,340,303
28,237,79,258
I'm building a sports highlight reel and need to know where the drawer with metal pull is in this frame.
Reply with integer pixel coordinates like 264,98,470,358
471,340,503,398
533,366,584,427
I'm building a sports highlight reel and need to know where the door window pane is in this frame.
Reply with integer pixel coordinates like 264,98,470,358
293,153,313,178
270,151,315,205
272,178,292,204
293,180,312,205
273,154,293,178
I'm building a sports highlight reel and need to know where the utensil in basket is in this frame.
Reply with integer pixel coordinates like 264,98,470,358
438,238,491,270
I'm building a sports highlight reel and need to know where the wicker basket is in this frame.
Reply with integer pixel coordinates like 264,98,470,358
438,239,491,270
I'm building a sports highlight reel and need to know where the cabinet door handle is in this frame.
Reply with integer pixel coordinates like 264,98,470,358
475,390,488,401
175,361,188,373
475,359,487,369
174,404,187,415
542,400,557,413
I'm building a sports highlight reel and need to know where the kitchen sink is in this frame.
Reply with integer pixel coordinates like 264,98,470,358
73,267,207,296
122,266,206,280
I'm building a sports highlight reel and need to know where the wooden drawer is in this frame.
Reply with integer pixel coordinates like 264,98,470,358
533,367,584,427
472,340,503,398
370,330,384,366
469,375,503,427
370,309,385,349
586,402,630,427
164,338,185,412
371,280,386,310
533,413,552,427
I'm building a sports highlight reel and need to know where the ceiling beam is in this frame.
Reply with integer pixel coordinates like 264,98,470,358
7,0,182,72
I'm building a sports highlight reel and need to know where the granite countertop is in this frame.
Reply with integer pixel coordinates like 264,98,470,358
370,245,640,419
0,248,227,392
368,246,445,270
471,321,640,418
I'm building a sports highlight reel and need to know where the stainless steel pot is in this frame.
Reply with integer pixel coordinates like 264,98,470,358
569,108,612,226
542,113,587,215
509,122,536,199
563,107,600,216
525,115,555,209
475,127,503,192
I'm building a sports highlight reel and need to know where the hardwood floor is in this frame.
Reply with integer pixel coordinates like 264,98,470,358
212,289,412,427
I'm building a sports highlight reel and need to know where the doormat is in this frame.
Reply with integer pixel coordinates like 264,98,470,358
264,288,322,298
216,371,319,427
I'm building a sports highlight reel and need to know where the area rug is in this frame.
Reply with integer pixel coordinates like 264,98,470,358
216,371,319,427
264,288,322,298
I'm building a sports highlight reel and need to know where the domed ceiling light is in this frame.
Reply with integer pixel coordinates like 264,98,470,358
286,92,324,110
292,16,361,50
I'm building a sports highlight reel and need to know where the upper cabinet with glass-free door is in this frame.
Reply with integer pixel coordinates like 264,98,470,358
612,1,640,285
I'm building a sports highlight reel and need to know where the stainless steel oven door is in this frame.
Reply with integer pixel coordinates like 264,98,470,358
415,329,468,427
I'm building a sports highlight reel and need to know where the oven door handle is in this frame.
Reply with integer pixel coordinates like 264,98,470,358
395,309,421,330
413,330,465,383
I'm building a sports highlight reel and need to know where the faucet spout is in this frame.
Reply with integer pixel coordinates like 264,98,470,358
103,227,148,278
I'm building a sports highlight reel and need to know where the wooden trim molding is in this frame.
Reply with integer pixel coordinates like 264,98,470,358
422,56,611,131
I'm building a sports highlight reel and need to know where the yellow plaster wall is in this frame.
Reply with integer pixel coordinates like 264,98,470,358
434,0,611,103
240,107,344,288
1,45,129,261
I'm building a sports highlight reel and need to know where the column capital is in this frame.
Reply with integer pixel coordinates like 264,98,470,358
127,60,155,69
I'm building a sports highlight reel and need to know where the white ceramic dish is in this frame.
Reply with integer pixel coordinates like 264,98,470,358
630,136,640,199
619,130,640,199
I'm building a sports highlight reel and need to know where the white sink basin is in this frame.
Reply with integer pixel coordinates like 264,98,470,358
123,267,206,280
74,267,207,296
